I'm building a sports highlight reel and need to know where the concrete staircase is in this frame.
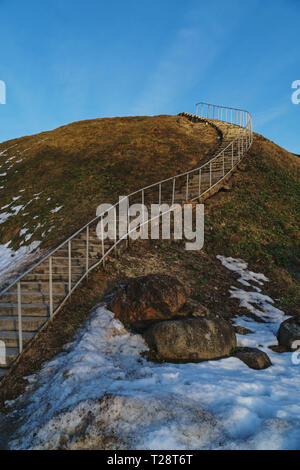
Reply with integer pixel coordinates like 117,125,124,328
0,234,116,377
0,103,253,378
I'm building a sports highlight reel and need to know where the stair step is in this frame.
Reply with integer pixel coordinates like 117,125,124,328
22,273,82,282
45,256,100,267
20,281,69,293
34,265,85,275
55,246,102,256
0,316,46,332
0,330,34,348
47,257,87,266
1,291,65,304
0,303,50,317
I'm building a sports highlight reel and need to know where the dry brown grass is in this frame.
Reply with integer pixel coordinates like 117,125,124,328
0,118,299,408
0,115,219,251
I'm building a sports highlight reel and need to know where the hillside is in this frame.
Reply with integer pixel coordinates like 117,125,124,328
0,115,299,315
0,115,219,254
0,115,300,449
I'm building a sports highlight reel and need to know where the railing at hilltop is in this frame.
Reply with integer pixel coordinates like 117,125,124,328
0,102,253,371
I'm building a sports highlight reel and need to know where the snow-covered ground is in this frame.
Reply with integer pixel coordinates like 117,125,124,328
1,257,300,450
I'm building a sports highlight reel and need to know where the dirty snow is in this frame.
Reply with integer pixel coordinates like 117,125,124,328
0,241,41,288
1,256,299,450
216,255,269,287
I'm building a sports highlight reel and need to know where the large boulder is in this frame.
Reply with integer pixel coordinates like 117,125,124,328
143,317,236,362
109,274,190,330
235,348,272,370
277,317,300,350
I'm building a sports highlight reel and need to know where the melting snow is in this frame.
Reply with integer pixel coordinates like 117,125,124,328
0,205,25,224
50,205,63,214
217,255,269,287
0,241,41,288
1,256,299,450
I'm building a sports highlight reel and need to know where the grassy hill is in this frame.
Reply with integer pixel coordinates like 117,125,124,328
0,115,219,252
0,114,298,305
0,114,299,403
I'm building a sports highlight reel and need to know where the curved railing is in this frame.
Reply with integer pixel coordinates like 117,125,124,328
0,102,253,374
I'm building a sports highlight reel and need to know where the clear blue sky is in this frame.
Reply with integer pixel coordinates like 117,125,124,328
0,0,299,153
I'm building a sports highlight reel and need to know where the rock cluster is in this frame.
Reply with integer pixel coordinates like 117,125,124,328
109,274,236,362
109,273,274,370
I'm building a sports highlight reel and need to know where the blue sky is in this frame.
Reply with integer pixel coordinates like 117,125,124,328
0,0,299,153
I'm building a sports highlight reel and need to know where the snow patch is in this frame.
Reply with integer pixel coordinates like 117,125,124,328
0,241,41,288
217,255,269,286
1,256,300,450
50,205,63,214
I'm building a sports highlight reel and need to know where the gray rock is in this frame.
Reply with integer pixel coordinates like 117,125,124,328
144,317,236,362
277,317,300,350
235,347,272,370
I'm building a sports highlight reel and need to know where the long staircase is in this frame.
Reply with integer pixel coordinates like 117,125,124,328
0,102,253,378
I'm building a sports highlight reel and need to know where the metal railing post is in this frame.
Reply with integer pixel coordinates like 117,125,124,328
86,226,89,273
186,174,189,200
101,217,105,257
141,189,145,237
49,257,53,316
210,162,212,187
68,240,72,293
114,209,117,253
17,282,23,353
172,178,175,205
198,168,201,197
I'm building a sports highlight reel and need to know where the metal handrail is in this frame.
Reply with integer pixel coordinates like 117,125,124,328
0,107,252,296
0,102,253,368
